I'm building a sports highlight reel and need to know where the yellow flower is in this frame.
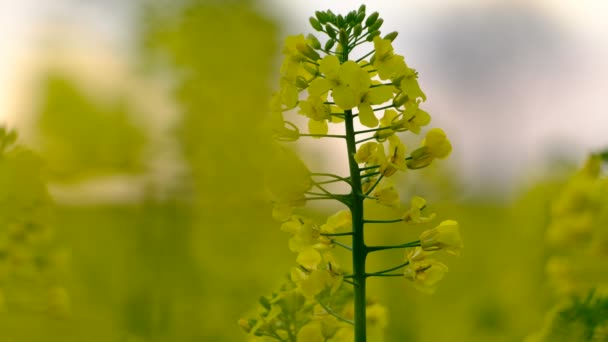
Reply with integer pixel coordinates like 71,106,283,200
298,94,331,135
291,268,331,298
407,128,452,169
297,323,325,342
332,61,371,110
380,135,407,176
320,210,352,233
357,85,394,128
404,247,448,294
371,36,407,80
397,68,426,102
373,181,400,208
425,128,452,158
374,109,399,140
297,246,323,270
327,327,354,342
366,302,388,329
402,196,435,224
393,102,431,134
420,220,463,255
354,141,383,165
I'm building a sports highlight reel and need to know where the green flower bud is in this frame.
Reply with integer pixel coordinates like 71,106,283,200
358,4,367,14
324,38,336,51
325,25,337,39
366,30,381,42
296,43,320,61
295,76,308,89
306,34,321,49
326,10,336,23
315,10,329,24
259,296,271,310
407,147,433,169
339,29,349,46
384,31,399,42
393,93,409,108
353,24,363,36
369,18,384,32
346,10,356,23
366,12,379,27
336,15,345,28
355,12,366,23
309,17,323,31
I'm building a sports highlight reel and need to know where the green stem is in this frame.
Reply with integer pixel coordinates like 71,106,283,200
356,50,374,63
367,261,410,276
345,108,368,341
355,136,377,144
360,171,380,179
364,174,384,196
355,126,393,135
367,273,403,277
364,218,403,224
367,240,421,253
299,133,346,139
359,165,380,171
318,301,355,325
321,232,353,237
372,104,394,112
332,240,353,251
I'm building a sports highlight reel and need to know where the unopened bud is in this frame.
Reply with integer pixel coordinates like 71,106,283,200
366,12,379,27
309,17,323,31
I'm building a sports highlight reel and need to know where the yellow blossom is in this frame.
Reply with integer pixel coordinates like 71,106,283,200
374,109,399,140
332,61,371,110
357,85,394,127
297,247,323,270
380,135,407,176
397,68,426,102
420,220,463,255
407,128,452,169
297,323,325,342
374,182,400,208
404,247,448,294
393,102,431,134
402,196,435,224
320,210,352,233
371,36,407,80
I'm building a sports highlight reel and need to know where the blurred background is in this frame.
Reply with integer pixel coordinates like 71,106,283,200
0,0,606,341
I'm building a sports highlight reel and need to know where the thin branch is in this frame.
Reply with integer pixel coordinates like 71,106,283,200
360,171,380,179
356,50,374,63
343,278,356,286
355,136,377,144
367,240,421,253
372,104,394,112
321,232,354,237
364,218,403,224
332,240,353,251
299,133,346,139
360,164,380,172
367,261,410,276
354,126,393,135
364,174,384,196
317,301,354,325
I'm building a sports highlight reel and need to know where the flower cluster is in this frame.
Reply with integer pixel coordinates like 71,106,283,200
246,6,462,340
526,153,608,342
545,154,608,296
0,127,70,317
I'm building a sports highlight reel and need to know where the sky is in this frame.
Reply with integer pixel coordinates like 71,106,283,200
1,0,607,194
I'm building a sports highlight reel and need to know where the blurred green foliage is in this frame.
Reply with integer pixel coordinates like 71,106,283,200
36,72,146,181
1,0,606,341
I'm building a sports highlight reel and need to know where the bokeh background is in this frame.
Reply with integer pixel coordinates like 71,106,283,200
0,0,606,341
